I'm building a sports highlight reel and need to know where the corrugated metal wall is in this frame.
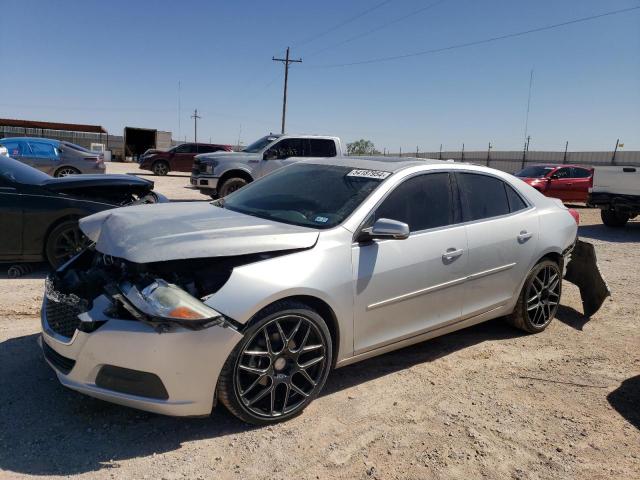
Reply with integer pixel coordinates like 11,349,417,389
402,150,640,173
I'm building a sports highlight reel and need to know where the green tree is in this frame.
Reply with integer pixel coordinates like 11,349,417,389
347,139,377,156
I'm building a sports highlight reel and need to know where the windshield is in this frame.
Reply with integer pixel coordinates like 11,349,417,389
222,163,388,229
515,166,554,178
242,135,280,153
0,155,51,184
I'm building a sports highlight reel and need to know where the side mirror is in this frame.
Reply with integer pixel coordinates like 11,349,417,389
358,218,410,242
263,150,278,160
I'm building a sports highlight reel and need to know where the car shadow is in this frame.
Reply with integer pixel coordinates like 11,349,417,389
579,222,640,243
555,304,590,331
607,375,640,430
0,262,48,280
0,319,521,476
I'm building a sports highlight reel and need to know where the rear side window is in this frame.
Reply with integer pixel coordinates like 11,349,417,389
198,145,220,153
553,167,571,179
309,139,337,157
505,183,527,212
1,141,29,157
375,173,453,232
458,173,510,221
571,167,592,178
174,144,193,153
29,142,57,158
268,138,309,158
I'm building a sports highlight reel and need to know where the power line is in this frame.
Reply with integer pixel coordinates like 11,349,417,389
307,6,640,68
304,0,448,58
295,0,396,48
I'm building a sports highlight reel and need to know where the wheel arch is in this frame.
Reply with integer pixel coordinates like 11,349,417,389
218,169,254,188
244,294,340,368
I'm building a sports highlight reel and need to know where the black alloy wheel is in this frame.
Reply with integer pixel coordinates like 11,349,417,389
217,301,332,424
45,220,91,268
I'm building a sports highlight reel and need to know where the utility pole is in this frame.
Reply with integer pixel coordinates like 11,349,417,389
521,135,531,169
612,138,620,164
487,142,492,166
191,109,201,143
273,47,302,134
439,144,442,160
563,141,569,163
461,143,465,162
416,146,419,158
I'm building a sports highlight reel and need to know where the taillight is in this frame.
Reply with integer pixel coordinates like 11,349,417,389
568,208,580,225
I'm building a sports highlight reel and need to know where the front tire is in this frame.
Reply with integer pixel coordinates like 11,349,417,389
45,220,90,269
217,301,332,425
54,166,80,177
507,260,562,333
218,177,248,197
601,209,629,227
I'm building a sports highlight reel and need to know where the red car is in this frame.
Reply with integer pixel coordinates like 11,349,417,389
514,164,593,203
139,142,233,176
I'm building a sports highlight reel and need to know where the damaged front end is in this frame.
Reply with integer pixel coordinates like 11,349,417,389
44,247,283,339
564,239,611,317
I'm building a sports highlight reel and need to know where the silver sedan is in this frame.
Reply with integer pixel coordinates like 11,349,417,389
41,156,578,424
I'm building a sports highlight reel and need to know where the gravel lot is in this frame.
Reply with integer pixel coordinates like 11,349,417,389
0,163,638,480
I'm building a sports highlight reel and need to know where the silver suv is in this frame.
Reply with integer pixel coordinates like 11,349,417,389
191,134,343,197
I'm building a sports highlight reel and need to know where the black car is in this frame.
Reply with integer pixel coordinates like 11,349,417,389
0,155,166,268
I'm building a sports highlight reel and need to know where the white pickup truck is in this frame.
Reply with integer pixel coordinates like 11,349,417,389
588,166,640,227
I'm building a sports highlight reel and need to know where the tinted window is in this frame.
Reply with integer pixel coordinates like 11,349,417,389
458,173,510,221
515,166,554,178
198,145,220,153
309,139,337,157
0,140,29,157
223,164,385,229
243,135,280,153
505,183,527,212
375,173,453,232
174,144,192,153
267,138,308,158
553,168,571,179
571,167,592,178
61,141,91,153
29,142,57,158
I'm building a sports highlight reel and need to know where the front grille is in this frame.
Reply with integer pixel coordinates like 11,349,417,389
45,299,83,339
42,340,76,374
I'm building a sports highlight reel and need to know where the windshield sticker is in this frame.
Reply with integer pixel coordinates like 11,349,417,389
314,216,329,223
346,169,391,180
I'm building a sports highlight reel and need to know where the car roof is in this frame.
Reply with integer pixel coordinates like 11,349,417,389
0,137,60,145
527,164,589,169
302,155,446,172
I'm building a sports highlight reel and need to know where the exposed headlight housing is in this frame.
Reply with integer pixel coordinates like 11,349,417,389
120,279,226,329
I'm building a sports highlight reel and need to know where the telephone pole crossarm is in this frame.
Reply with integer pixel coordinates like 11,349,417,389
273,47,302,134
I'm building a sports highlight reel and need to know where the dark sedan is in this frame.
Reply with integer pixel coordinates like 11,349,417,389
0,155,166,268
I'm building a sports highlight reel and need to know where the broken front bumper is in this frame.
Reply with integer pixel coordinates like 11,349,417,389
40,295,242,417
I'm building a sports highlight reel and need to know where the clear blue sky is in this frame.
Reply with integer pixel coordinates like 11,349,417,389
1,0,638,151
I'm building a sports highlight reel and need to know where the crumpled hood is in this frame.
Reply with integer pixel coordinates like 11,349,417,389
79,202,319,264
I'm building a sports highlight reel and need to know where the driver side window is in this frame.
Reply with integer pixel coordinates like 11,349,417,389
265,139,308,159
374,173,454,232
174,144,191,153
554,168,571,179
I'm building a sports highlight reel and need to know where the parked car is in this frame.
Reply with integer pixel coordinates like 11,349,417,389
0,155,166,268
588,166,640,227
514,164,593,203
0,137,105,177
191,134,343,197
139,142,233,176
43,157,582,424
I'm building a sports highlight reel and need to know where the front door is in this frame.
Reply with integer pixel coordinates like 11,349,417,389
456,172,539,317
352,172,467,354
545,167,574,202
172,144,196,172
256,138,309,178
0,174,23,257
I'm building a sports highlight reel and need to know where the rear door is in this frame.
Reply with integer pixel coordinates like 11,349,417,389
309,139,337,158
570,167,593,202
172,143,196,172
457,172,538,318
27,141,59,175
352,172,467,353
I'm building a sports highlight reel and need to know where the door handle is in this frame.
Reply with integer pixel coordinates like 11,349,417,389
442,248,464,262
517,231,533,243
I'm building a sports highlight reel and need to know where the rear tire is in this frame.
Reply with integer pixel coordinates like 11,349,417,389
152,160,169,176
218,177,248,197
54,167,80,177
217,300,332,425
506,260,562,333
601,209,629,227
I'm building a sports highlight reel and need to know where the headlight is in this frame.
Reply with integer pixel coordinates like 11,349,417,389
120,279,225,327
206,164,214,174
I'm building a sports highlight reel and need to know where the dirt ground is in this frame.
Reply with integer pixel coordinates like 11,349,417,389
0,163,638,480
